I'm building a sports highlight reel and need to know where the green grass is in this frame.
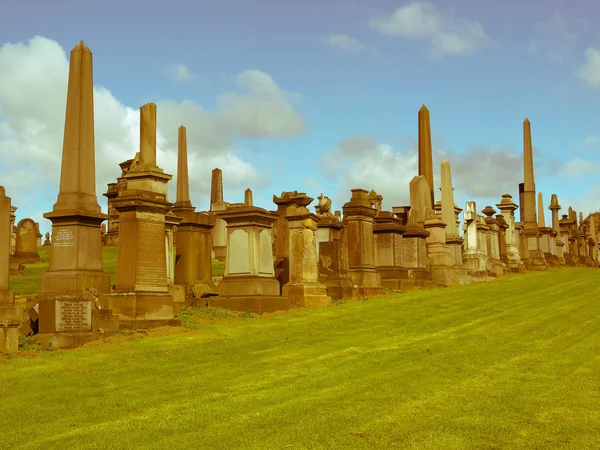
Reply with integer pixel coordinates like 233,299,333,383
9,247,226,295
2,267,600,448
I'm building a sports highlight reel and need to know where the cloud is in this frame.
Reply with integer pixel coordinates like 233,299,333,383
165,62,193,82
316,135,419,210
581,134,600,148
322,33,366,55
368,2,488,57
575,48,600,87
445,146,523,198
0,36,305,230
216,69,306,139
560,157,600,178
527,13,582,64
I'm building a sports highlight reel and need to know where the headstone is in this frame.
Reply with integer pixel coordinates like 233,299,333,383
13,218,41,264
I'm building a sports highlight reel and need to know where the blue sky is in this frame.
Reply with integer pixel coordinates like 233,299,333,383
1,0,600,236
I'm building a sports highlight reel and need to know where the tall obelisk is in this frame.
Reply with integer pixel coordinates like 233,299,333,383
418,105,435,208
440,159,458,239
41,41,109,294
174,126,193,211
520,118,546,269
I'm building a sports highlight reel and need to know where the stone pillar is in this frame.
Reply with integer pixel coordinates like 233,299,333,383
35,222,42,248
537,192,558,266
342,189,383,297
103,159,134,247
210,205,290,313
102,103,176,330
0,187,22,355
418,105,435,207
463,201,489,277
281,198,330,308
440,159,464,269
496,194,525,272
482,206,504,276
373,211,413,290
9,206,16,256
40,41,110,296
210,168,228,261
173,126,215,299
402,209,431,287
520,118,546,269
317,241,354,299
549,194,565,265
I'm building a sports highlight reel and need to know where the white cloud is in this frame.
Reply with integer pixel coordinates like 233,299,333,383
581,134,600,148
165,62,193,82
560,157,600,178
216,69,306,139
322,33,366,55
576,48,600,87
368,2,488,57
0,36,305,231
527,13,581,64
316,135,419,210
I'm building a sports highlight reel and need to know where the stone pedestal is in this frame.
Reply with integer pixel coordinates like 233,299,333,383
373,212,413,291
521,228,547,270
315,217,343,258
424,215,459,286
210,168,228,261
401,212,431,287
318,241,354,299
342,189,383,297
211,206,290,314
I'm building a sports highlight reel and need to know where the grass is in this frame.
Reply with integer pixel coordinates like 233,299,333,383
9,247,226,295
1,267,600,448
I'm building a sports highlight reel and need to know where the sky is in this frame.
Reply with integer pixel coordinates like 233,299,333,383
1,0,600,236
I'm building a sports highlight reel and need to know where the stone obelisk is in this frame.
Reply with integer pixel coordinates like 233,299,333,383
210,168,228,261
520,118,546,269
440,159,458,239
537,192,557,264
173,126,215,294
41,41,110,294
418,105,435,207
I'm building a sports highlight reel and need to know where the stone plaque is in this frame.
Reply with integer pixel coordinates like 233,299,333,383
136,220,167,288
55,299,92,332
402,238,418,268
259,229,274,275
53,228,75,248
228,229,250,274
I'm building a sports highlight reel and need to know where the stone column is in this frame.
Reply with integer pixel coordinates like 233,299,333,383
173,126,215,298
418,105,435,207
103,159,134,247
342,189,383,297
496,194,525,272
549,194,565,265
210,169,228,261
281,197,330,308
440,159,464,268
373,211,413,290
482,206,504,276
0,187,22,355
537,192,558,266
41,41,110,295
520,118,546,269
9,206,16,256
102,103,176,330
211,205,290,314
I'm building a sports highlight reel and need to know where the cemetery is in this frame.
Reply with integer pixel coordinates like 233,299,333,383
2,41,600,448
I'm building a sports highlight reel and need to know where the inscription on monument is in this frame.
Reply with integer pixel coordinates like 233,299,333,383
55,300,92,332
53,229,75,248
229,229,250,274
135,221,167,288
259,229,273,275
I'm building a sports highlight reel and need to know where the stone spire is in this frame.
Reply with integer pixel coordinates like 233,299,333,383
244,188,253,206
537,192,546,228
175,125,192,209
210,168,223,208
440,158,458,238
140,103,157,168
418,105,435,207
55,41,100,213
522,118,537,228
549,194,561,232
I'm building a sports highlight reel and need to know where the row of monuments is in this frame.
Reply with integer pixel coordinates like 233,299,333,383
1,41,598,354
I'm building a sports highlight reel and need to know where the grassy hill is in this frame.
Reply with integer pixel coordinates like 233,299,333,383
2,267,599,448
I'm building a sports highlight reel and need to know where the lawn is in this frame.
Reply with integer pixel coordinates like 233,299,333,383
9,246,226,295
1,267,599,449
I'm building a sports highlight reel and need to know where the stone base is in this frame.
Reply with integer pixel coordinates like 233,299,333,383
491,261,505,277
12,252,41,265
348,268,383,297
430,265,471,287
319,278,355,300
35,331,98,349
408,268,433,288
41,270,110,295
208,295,291,314
0,306,23,354
353,286,385,297
282,282,331,308
9,260,24,276
218,276,280,297
377,266,414,291
213,246,227,262
101,291,175,330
